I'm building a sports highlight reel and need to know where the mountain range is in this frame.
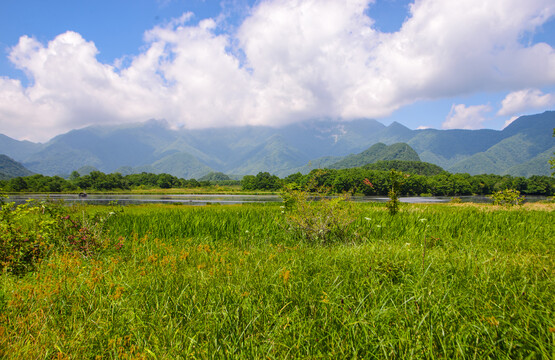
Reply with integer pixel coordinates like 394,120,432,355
0,111,553,179
0,154,34,180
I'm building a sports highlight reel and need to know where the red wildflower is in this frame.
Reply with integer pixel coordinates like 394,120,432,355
363,178,374,188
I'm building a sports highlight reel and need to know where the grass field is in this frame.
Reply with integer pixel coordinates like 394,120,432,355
1,202,553,359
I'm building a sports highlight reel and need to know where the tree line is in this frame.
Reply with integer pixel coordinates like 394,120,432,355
0,171,214,192
1,167,554,196
279,168,554,196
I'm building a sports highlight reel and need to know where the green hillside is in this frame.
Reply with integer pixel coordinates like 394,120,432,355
151,152,214,179
199,172,231,181
362,160,445,176
503,147,554,177
24,142,103,176
229,135,306,176
448,113,555,176
0,154,34,179
329,143,420,169
0,134,42,161
288,156,344,175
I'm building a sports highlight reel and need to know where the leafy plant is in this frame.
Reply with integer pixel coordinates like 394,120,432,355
280,186,359,244
0,199,117,275
386,169,409,215
488,188,525,206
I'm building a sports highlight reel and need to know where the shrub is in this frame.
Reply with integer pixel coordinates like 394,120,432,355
280,186,359,245
386,169,409,215
488,189,525,206
0,198,116,275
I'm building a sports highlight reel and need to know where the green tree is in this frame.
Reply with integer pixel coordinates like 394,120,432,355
8,177,28,192
241,172,281,191
386,169,408,215
157,173,175,189
69,171,81,181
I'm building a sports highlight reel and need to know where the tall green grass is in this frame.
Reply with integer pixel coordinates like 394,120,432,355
0,203,553,358
107,203,553,252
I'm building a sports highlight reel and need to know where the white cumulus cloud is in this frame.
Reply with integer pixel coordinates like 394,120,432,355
0,0,554,141
442,104,492,130
497,88,554,116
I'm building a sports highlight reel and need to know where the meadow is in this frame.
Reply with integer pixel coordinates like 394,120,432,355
0,200,553,359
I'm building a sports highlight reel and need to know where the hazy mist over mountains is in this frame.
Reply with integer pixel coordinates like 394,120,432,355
0,111,553,179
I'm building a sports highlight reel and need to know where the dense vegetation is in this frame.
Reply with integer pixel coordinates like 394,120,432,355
199,171,232,181
362,160,445,176
282,168,555,196
0,198,553,358
1,164,554,196
0,171,212,193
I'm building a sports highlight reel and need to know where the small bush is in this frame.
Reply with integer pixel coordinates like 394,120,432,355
488,189,525,206
280,187,359,245
0,198,116,275
386,169,409,215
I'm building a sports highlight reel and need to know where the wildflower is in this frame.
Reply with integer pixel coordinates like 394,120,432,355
485,316,499,327
363,178,374,188
365,217,371,221
419,218,427,222
280,269,291,284
111,285,125,300
376,225,381,228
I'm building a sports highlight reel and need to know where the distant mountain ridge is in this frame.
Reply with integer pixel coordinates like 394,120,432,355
0,154,34,180
0,111,553,178
329,143,420,170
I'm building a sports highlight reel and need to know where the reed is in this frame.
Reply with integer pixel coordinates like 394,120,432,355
0,202,553,358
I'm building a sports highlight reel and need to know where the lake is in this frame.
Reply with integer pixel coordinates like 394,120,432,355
4,193,547,206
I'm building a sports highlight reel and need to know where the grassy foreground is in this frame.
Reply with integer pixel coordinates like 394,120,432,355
1,202,554,359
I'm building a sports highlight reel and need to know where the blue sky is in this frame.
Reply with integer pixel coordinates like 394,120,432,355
0,0,554,142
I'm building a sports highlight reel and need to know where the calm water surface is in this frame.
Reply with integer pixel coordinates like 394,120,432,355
5,193,545,206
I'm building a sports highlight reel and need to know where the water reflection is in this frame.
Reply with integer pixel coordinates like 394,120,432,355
5,193,281,206
4,193,548,206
